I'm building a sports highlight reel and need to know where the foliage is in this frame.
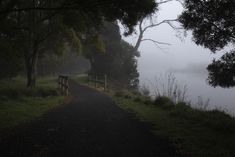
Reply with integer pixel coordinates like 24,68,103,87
85,22,139,89
207,50,235,88
154,96,174,110
179,0,235,52
0,0,157,87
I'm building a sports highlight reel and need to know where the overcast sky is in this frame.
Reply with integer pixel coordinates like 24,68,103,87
121,1,224,73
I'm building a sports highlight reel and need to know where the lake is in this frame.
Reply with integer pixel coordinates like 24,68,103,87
138,52,235,116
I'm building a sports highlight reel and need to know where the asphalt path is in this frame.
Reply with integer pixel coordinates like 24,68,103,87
0,81,176,157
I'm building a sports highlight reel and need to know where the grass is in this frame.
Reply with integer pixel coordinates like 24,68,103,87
0,76,64,131
111,91,235,157
71,74,89,85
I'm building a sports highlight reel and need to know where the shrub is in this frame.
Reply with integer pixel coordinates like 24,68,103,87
114,91,124,97
143,98,152,105
124,94,132,99
154,96,174,110
134,97,142,102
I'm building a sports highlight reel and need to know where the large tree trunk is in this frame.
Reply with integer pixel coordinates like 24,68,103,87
25,45,39,88
134,32,143,52
134,18,144,52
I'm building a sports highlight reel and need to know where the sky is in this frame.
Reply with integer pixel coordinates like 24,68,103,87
121,1,223,71
119,1,235,115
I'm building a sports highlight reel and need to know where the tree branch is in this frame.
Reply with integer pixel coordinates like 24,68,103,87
158,0,174,5
158,0,184,6
141,39,171,45
142,19,181,32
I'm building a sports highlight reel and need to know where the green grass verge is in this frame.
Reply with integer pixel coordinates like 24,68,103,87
112,93,235,157
0,76,64,130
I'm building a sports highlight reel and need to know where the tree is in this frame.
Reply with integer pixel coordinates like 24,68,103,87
179,0,235,52
133,0,183,52
84,22,139,89
0,0,157,87
179,0,235,87
207,50,235,88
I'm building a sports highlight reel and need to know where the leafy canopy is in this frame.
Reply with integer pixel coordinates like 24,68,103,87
0,0,157,35
179,0,235,52
207,50,235,88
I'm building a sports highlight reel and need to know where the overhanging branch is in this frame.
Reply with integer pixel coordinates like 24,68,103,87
143,19,181,32
141,39,171,45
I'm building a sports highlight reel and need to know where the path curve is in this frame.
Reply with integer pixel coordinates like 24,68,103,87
0,81,176,157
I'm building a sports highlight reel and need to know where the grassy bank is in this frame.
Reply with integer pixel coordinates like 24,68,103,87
0,76,64,131
111,91,235,157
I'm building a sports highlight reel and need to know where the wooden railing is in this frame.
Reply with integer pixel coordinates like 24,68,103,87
58,75,69,96
88,74,107,91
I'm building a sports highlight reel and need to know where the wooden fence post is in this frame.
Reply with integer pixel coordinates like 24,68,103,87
58,77,61,89
104,75,107,91
66,77,69,96
95,76,98,88
88,75,90,86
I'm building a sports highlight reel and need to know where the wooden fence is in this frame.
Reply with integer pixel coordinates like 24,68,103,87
58,75,69,96
88,74,107,91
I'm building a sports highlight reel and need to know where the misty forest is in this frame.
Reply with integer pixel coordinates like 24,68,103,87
0,0,235,157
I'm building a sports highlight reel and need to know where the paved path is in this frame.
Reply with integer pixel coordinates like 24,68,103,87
0,81,176,157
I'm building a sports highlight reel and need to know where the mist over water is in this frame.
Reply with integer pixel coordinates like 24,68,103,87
137,51,235,116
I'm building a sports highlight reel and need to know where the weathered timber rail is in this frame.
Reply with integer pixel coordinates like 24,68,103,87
58,75,69,96
88,74,107,91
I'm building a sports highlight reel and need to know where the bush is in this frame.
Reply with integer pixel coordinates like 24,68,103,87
124,94,132,99
143,98,152,105
154,96,174,110
114,91,124,97
134,97,142,102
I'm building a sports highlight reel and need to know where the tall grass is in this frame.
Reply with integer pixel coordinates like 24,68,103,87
141,73,188,103
140,73,215,112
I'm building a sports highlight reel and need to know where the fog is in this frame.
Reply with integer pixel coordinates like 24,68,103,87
121,1,235,115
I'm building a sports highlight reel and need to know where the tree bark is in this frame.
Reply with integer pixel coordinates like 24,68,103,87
134,18,144,52
134,31,143,52
25,41,39,88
